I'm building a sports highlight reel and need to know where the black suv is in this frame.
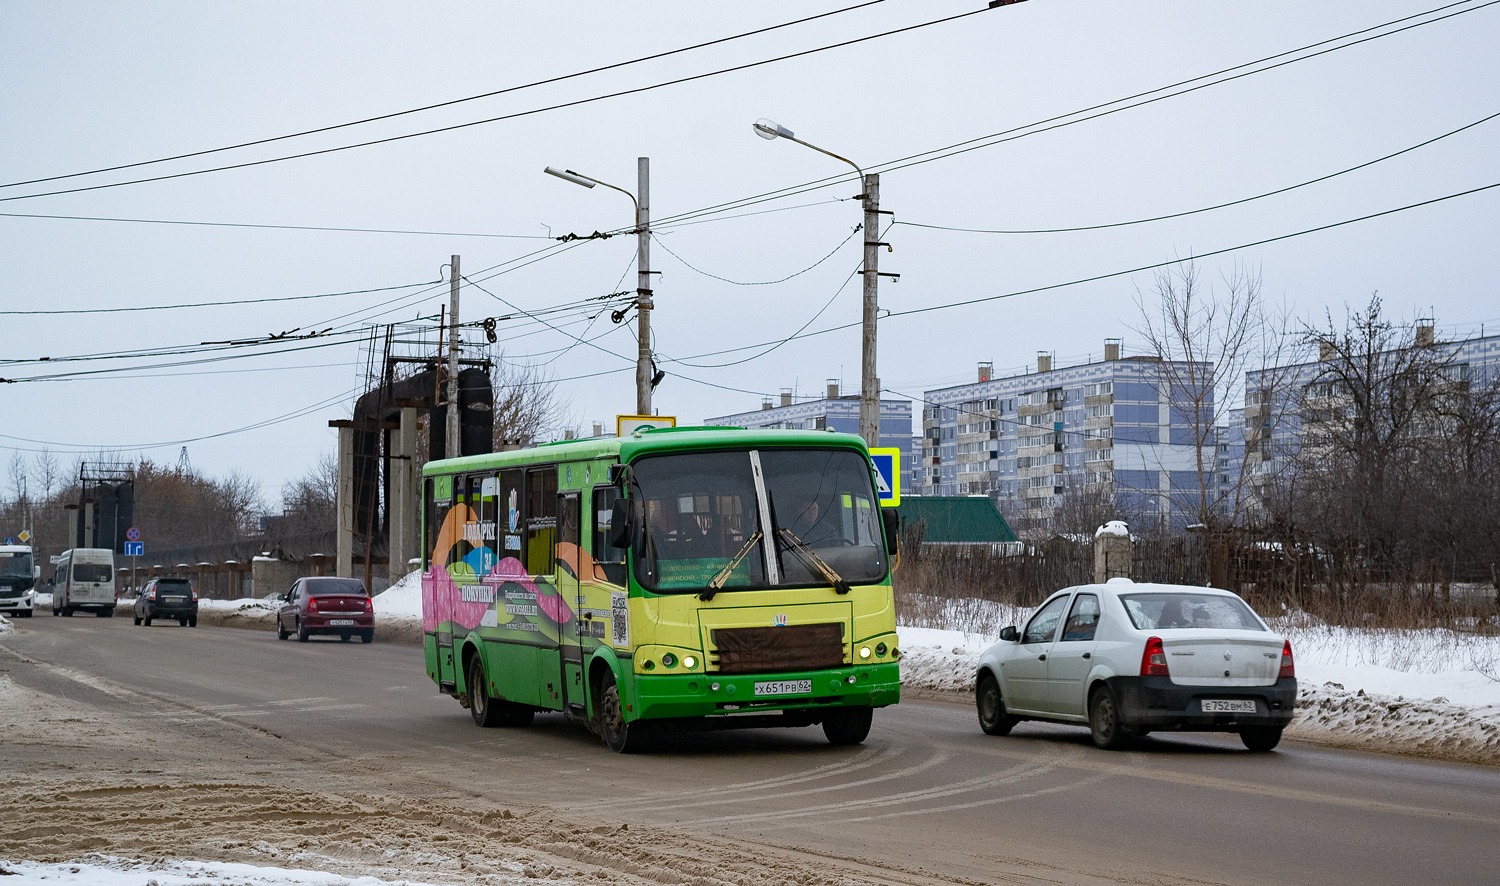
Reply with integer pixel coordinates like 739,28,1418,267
134,578,199,627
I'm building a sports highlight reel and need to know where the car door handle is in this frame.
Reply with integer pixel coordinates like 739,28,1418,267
1037,654,1046,661
1082,653,1091,660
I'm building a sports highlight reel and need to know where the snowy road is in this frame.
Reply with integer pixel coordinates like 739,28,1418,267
3,615,1497,885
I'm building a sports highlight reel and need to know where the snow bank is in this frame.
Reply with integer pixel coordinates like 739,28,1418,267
372,568,423,618
0,856,463,885
0,614,12,635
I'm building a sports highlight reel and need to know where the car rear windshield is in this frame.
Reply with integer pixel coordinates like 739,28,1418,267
72,563,113,583
307,579,366,596
1121,593,1266,631
156,580,190,592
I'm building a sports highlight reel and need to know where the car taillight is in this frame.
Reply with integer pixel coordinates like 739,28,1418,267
190,585,198,601
1140,636,1169,677
148,589,157,600
1279,640,1295,678
307,597,319,613
364,597,373,612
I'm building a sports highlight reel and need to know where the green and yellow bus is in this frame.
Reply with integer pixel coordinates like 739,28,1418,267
420,426,901,751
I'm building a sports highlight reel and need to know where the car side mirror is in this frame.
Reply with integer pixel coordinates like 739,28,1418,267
999,626,1019,642
881,509,899,556
607,499,635,549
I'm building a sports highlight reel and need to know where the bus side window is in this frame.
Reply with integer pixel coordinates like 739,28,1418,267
592,486,627,585
425,477,451,569
525,467,558,575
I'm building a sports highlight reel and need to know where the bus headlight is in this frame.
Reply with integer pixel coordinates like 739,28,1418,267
682,656,697,669
859,646,871,659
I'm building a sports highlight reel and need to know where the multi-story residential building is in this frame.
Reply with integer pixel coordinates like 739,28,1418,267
1243,322,1500,483
708,381,914,467
920,343,1215,533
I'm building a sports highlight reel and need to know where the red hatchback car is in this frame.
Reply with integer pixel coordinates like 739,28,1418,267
275,577,374,643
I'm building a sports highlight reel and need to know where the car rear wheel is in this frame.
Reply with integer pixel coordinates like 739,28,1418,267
1089,685,1131,750
143,615,152,626
296,620,309,642
62,607,74,617
360,629,373,644
339,631,351,642
134,614,142,625
976,673,1019,736
822,706,874,746
179,617,189,627
1240,726,1283,752
188,615,197,628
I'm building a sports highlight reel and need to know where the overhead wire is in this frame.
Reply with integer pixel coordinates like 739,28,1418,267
0,4,1005,204
0,279,443,316
0,211,553,240
650,0,1499,230
893,108,1500,235
651,223,861,286
0,1,888,190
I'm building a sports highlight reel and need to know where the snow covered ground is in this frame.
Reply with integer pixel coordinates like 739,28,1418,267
0,857,469,886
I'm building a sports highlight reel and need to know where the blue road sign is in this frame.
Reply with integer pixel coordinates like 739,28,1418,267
124,541,144,557
868,448,901,507
3,537,14,545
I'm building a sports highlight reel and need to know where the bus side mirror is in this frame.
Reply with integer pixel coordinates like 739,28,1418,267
608,499,635,549
1000,626,1019,642
881,509,899,556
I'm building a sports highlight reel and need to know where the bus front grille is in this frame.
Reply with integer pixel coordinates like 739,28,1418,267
709,623,846,674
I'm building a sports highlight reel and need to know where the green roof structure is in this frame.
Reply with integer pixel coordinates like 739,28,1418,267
895,496,1017,544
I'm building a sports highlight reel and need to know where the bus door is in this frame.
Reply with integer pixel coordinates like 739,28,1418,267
556,491,587,715
426,475,458,688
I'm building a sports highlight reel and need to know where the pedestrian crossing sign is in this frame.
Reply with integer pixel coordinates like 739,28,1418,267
868,447,901,508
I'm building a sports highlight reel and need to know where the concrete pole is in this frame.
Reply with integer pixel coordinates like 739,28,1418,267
336,425,355,578
389,407,418,578
447,254,462,459
860,173,880,448
636,157,654,416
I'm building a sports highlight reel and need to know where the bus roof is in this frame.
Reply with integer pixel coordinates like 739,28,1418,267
422,426,870,476
0,545,32,554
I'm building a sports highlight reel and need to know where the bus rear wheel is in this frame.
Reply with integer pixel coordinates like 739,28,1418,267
467,655,532,728
597,670,643,753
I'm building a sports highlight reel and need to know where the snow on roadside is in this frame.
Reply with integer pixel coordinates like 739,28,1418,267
372,568,423,618
0,614,12,635
0,855,507,885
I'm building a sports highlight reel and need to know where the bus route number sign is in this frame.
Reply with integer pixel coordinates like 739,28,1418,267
868,447,901,508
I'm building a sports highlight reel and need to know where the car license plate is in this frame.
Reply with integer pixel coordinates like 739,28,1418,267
754,679,811,697
1202,699,1257,714
163,596,185,603
329,619,355,626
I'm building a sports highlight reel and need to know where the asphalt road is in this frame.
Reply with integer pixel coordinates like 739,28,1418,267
4,614,1496,886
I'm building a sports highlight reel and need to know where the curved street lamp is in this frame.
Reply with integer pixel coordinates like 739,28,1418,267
753,118,886,448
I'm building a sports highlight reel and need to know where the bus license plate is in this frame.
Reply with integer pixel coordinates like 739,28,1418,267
1201,699,1257,714
329,619,355,626
754,679,811,697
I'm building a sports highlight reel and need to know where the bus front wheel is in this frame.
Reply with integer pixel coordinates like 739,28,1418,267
822,706,873,745
597,670,643,753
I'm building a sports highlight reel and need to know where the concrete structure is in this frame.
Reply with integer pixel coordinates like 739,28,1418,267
920,344,1213,533
708,381,914,467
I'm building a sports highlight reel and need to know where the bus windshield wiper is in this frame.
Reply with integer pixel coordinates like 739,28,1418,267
702,530,762,601
777,528,850,595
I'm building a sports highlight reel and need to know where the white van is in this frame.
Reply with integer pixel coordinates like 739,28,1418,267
52,548,116,617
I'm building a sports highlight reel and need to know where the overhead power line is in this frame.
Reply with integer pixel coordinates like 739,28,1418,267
894,109,1500,235
0,211,553,240
650,0,1499,230
0,279,442,316
0,2,888,191
0,4,1004,204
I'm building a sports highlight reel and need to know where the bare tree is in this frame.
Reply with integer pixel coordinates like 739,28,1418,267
490,357,573,449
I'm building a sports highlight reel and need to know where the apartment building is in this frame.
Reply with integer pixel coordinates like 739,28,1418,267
920,343,1214,533
1243,322,1500,482
708,381,914,466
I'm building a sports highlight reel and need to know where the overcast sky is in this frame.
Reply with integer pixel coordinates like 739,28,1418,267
3,0,1497,509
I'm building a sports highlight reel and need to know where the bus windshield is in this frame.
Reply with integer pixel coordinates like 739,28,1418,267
0,552,33,581
632,448,887,593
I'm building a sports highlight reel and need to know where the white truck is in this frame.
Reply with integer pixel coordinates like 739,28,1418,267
52,548,117,617
0,544,39,618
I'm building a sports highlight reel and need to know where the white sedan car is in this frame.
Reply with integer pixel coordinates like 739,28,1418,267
976,578,1296,751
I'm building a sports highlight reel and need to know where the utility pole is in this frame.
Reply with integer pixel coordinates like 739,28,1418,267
446,254,461,460
860,173,880,448
636,157,654,416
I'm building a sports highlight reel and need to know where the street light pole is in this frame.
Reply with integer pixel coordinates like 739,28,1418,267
544,161,655,416
753,119,884,448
